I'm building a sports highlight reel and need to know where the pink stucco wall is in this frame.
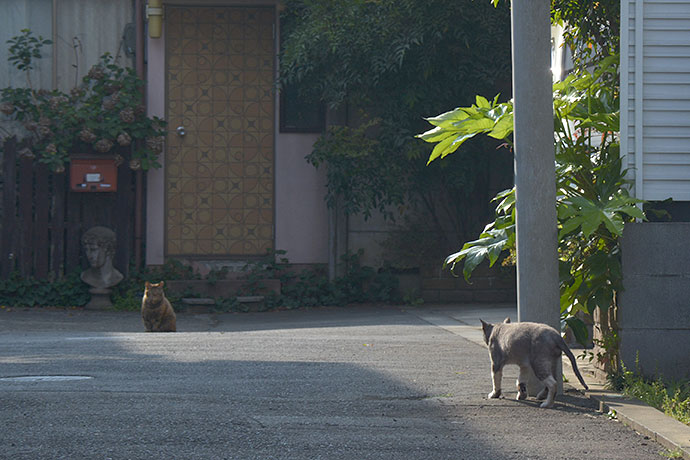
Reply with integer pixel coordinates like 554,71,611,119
274,133,328,264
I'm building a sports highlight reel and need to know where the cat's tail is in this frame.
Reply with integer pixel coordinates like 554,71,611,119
558,339,590,390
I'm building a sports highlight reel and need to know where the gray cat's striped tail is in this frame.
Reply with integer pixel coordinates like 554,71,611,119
558,339,589,390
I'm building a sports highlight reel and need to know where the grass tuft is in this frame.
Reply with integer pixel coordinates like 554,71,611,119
608,359,690,427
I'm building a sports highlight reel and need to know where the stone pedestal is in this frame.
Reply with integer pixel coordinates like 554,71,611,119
85,287,113,310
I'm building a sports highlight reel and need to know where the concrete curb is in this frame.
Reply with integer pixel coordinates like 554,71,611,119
408,306,690,460
568,363,690,460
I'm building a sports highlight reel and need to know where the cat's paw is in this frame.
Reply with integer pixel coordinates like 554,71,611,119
536,388,549,401
488,390,502,399
516,383,527,400
539,400,554,408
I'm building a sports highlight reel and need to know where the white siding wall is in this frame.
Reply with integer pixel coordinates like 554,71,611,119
0,0,133,92
54,0,134,91
0,0,53,90
622,0,690,201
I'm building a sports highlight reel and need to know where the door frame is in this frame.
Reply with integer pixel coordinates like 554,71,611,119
145,2,280,265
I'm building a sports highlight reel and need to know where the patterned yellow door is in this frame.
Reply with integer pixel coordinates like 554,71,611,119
165,7,274,257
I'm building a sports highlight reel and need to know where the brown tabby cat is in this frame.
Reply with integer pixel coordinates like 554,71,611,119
141,281,177,332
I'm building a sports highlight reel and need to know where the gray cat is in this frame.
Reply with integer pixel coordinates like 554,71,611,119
480,318,589,408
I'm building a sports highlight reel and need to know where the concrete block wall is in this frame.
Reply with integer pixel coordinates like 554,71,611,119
421,262,516,304
619,222,690,379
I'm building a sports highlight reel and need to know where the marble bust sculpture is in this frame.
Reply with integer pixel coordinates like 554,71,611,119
80,226,123,308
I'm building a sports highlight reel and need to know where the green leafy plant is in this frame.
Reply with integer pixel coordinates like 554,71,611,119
1,30,166,171
659,448,685,459
610,360,690,427
418,56,642,348
243,249,400,309
0,270,90,307
110,259,201,311
307,118,406,220
110,251,400,313
111,284,145,311
490,0,620,69
0,248,398,314
592,323,621,374
421,94,514,165
281,0,514,263
6,29,52,79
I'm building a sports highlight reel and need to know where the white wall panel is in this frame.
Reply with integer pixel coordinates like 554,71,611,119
622,0,690,201
0,0,52,90
55,0,133,91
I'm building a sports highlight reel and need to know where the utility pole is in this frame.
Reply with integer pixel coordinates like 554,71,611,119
511,1,561,393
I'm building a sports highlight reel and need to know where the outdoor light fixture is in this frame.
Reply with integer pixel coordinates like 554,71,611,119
147,0,163,38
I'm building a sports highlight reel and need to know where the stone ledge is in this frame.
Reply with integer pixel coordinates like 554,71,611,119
564,359,690,460
179,295,267,313
236,296,265,303
422,289,516,304
180,297,215,314
165,279,280,298
181,298,216,305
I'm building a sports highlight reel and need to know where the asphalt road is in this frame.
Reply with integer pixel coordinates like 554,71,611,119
0,306,666,459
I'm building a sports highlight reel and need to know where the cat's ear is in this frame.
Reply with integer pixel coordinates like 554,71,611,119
145,281,151,289
480,319,492,344
504,317,511,323
160,280,165,287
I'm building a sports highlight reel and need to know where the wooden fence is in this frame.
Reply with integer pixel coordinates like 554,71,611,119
1,137,136,280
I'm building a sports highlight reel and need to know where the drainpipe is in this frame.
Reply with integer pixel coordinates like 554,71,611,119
325,107,349,280
328,205,337,281
51,0,57,89
134,0,145,270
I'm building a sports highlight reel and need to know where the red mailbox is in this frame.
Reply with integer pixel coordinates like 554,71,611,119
70,156,118,192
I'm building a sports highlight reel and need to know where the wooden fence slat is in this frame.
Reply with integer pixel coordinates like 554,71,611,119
34,164,50,278
1,138,18,278
114,165,133,278
50,171,66,276
65,191,83,271
18,157,33,277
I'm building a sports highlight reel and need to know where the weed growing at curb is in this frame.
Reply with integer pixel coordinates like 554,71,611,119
608,360,690,427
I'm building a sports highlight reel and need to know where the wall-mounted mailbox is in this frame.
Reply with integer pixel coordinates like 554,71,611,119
70,156,118,192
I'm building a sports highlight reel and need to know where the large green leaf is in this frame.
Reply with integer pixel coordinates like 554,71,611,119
488,113,514,139
418,94,514,165
444,226,512,281
424,108,471,128
559,193,644,239
416,125,452,143
493,187,515,215
426,131,479,164
585,251,609,278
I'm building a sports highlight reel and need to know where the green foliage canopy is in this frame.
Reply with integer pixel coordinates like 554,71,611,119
490,0,620,67
419,57,643,345
281,0,513,109
1,31,166,171
280,0,514,256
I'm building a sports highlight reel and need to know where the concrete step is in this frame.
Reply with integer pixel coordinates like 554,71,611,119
165,279,280,298
180,295,267,313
